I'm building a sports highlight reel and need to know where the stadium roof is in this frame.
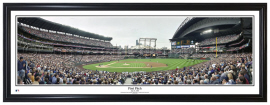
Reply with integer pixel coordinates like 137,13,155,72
18,17,113,41
172,17,205,39
170,17,245,42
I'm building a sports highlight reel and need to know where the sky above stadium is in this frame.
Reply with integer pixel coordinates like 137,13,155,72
41,16,186,49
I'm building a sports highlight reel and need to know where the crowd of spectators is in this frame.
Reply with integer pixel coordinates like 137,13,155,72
190,54,205,58
54,47,98,53
227,43,249,52
139,50,158,54
18,34,117,53
227,47,239,51
20,26,113,47
17,53,127,85
54,47,167,55
189,53,232,58
169,48,195,54
134,49,164,54
130,53,252,85
177,53,220,58
203,54,217,58
17,52,252,85
19,32,168,55
199,34,240,46
79,55,125,63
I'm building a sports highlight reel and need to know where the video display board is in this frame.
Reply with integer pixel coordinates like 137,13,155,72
181,40,190,45
171,41,176,45
177,41,181,45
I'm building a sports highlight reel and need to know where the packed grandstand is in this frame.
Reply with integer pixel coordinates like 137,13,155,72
17,17,253,85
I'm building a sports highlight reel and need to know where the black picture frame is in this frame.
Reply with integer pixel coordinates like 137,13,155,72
3,3,267,102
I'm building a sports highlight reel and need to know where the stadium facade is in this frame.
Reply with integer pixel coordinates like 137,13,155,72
16,17,254,85
169,17,252,59
17,17,169,62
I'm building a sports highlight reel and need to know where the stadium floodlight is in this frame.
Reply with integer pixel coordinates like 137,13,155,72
200,29,212,35
204,29,212,33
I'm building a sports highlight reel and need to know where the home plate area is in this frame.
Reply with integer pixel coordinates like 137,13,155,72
117,61,167,68
95,61,167,68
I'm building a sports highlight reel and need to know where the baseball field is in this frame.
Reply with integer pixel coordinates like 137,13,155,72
82,59,208,72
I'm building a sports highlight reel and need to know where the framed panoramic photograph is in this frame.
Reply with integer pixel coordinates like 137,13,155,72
3,3,267,102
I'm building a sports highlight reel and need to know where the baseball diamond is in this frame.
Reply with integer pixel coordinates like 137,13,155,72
16,16,253,85
82,59,208,72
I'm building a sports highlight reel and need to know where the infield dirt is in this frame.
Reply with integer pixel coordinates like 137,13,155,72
118,61,167,67
94,61,167,68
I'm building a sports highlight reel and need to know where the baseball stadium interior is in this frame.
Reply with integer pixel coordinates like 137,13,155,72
17,17,253,85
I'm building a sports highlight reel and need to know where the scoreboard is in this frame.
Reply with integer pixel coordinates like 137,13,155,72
172,40,194,45
171,40,195,49
180,40,191,45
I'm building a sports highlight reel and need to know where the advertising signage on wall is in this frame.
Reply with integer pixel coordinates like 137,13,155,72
176,46,181,48
171,46,176,49
181,45,190,48
171,41,176,45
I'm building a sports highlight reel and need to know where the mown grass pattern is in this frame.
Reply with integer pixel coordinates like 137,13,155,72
109,63,146,67
83,59,208,72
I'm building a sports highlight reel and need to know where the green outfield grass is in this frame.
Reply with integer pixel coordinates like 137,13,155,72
83,59,208,72
109,63,146,67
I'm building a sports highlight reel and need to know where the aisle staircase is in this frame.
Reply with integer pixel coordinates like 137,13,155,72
124,78,133,85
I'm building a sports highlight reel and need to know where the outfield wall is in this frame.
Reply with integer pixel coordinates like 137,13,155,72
168,53,181,58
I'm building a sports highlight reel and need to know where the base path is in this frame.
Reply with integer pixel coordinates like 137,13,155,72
94,61,167,68
118,61,167,67
95,62,117,68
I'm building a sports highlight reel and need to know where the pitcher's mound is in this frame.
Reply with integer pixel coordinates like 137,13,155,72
123,64,130,65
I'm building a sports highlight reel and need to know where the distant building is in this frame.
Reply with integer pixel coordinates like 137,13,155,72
136,40,142,45
124,45,128,49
